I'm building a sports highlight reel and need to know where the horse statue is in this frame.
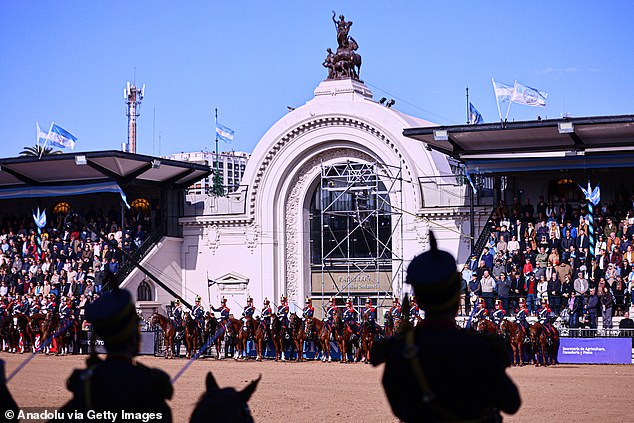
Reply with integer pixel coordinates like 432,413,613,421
190,371,261,423
304,316,332,362
498,319,524,366
150,312,176,359
289,313,306,362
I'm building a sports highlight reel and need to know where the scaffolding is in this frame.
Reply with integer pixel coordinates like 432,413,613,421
312,161,403,322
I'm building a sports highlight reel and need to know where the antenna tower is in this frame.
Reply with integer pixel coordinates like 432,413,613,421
123,81,145,153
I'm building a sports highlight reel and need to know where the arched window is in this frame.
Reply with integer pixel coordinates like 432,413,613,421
137,280,153,301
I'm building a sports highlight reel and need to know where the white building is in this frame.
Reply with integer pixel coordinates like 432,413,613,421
166,151,250,195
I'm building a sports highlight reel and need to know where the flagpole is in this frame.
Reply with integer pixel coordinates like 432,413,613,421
466,87,470,124
492,78,503,123
39,122,54,160
504,81,516,122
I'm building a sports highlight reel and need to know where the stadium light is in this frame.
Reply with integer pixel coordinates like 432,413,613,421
433,129,449,141
151,159,161,169
558,122,574,134
75,155,87,165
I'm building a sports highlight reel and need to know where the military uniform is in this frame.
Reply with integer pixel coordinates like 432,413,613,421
53,289,173,422
303,297,314,319
211,299,230,329
325,299,337,331
343,300,358,333
492,300,506,325
277,297,289,329
191,296,205,331
371,231,520,422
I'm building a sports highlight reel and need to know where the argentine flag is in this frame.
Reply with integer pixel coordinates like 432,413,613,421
216,122,234,143
492,79,514,103
36,122,50,145
49,124,77,149
511,82,548,107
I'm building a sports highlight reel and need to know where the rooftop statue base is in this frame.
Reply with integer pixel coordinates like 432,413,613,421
313,78,373,101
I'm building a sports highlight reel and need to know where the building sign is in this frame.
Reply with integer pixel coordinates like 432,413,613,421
311,271,392,293
558,338,632,364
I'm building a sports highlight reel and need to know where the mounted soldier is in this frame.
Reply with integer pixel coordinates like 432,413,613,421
324,297,338,334
362,298,379,334
343,298,359,336
409,296,420,325
390,297,402,321
242,297,256,338
370,231,520,422
303,297,314,319
191,295,205,332
211,297,230,329
515,298,530,333
277,295,289,334
261,298,272,339
538,299,556,337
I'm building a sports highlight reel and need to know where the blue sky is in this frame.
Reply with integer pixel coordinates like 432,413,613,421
1,1,633,158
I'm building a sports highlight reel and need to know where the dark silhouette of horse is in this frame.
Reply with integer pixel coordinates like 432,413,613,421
498,319,524,366
150,312,175,359
305,316,332,362
190,371,261,423
12,313,32,353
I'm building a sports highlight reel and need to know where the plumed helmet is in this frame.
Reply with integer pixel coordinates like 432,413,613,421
247,296,253,303
392,296,399,303
305,297,312,304
519,298,526,304
478,298,486,305
221,297,227,304
366,299,372,306
195,295,201,302
174,299,181,305
280,295,287,302
263,297,269,304
405,231,460,313
346,297,353,305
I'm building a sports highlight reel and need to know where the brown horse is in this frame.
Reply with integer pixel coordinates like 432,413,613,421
203,313,224,359
529,322,559,366
357,321,378,363
270,315,289,361
252,317,267,361
305,316,332,362
150,312,176,359
46,314,76,356
28,313,46,352
332,314,358,363
289,313,306,362
184,313,201,360
383,312,401,338
475,318,497,335
226,317,248,360
498,319,524,366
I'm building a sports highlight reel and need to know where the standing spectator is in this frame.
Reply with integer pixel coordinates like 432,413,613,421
496,272,511,313
584,287,599,330
601,286,614,329
509,272,523,311
574,271,589,296
612,277,626,316
468,274,481,310
524,274,537,316
537,275,548,302
569,291,583,332
547,273,562,315
480,270,496,312
556,259,573,288
508,236,520,256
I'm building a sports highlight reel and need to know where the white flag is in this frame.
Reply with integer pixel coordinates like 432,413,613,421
492,79,514,103
511,82,548,107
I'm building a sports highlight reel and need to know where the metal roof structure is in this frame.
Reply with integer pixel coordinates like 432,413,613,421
403,114,634,175
0,150,211,189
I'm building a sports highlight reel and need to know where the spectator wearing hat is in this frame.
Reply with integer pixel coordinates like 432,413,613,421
371,231,520,422
55,288,173,421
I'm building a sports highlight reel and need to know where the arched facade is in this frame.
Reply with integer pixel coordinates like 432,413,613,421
180,79,473,313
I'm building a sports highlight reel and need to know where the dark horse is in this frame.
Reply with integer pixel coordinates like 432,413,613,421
12,312,32,353
203,313,224,359
252,317,267,361
529,322,559,366
475,318,497,336
383,312,401,338
28,313,46,353
270,315,291,362
191,371,261,423
498,319,524,366
288,313,305,362
42,313,75,356
357,319,381,364
150,312,175,359
184,312,202,360
332,314,357,363
304,316,332,362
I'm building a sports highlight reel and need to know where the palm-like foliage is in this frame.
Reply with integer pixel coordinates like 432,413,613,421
19,145,62,157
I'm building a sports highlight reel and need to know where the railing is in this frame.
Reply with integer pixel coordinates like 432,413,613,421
470,207,497,259
115,226,166,285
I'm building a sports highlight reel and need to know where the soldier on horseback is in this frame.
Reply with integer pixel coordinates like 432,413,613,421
261,298,272,340
171,299,184,330
343,298,359,336
59,297,75,324
473,298,489,321
211,297,230,330
409,296,420,325
241,297,256,339
192,295,205,333
538,299,556,338
492,299,507,326
515,298,530,332
303,297,314,319
277,295,289,333
362,299,379,334
390,297,402,320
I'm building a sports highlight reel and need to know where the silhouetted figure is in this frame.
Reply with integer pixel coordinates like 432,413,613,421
371,231,521,422
190,371,260,423
52,288,173,422
0,360,18,417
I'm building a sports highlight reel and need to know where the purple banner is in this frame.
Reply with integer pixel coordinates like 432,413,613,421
558,338,632,364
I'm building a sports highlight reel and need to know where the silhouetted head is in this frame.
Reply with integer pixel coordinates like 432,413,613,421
190,372,261,423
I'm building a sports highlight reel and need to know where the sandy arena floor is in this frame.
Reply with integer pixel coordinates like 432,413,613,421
2,353,634,422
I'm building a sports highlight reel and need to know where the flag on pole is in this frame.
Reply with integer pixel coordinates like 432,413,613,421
492,79,514,103
511,82,548,107
469,103,484,124
215,122,234,143
49,124,77,149
36,122,50,145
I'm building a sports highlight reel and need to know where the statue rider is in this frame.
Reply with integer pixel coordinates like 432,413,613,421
332,11,353,49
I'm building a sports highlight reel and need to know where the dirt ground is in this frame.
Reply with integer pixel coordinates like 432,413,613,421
2,354,634,422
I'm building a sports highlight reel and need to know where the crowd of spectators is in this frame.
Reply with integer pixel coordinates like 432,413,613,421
461,193,634,331
0,206,153,341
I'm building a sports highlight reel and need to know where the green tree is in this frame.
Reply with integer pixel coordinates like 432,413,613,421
19,144,62,157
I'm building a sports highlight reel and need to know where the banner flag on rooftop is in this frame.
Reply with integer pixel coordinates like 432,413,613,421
215,122,234,143
492,79,514,103
511,82,548,107
469,103,484,124
36,122,50,146
49,124,77,149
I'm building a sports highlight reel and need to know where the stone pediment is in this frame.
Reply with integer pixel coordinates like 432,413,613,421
214,272,250,286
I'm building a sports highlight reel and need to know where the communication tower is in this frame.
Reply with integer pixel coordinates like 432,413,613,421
123,81,145,153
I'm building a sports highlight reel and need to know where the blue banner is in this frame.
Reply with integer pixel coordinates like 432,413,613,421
558,338,632,364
